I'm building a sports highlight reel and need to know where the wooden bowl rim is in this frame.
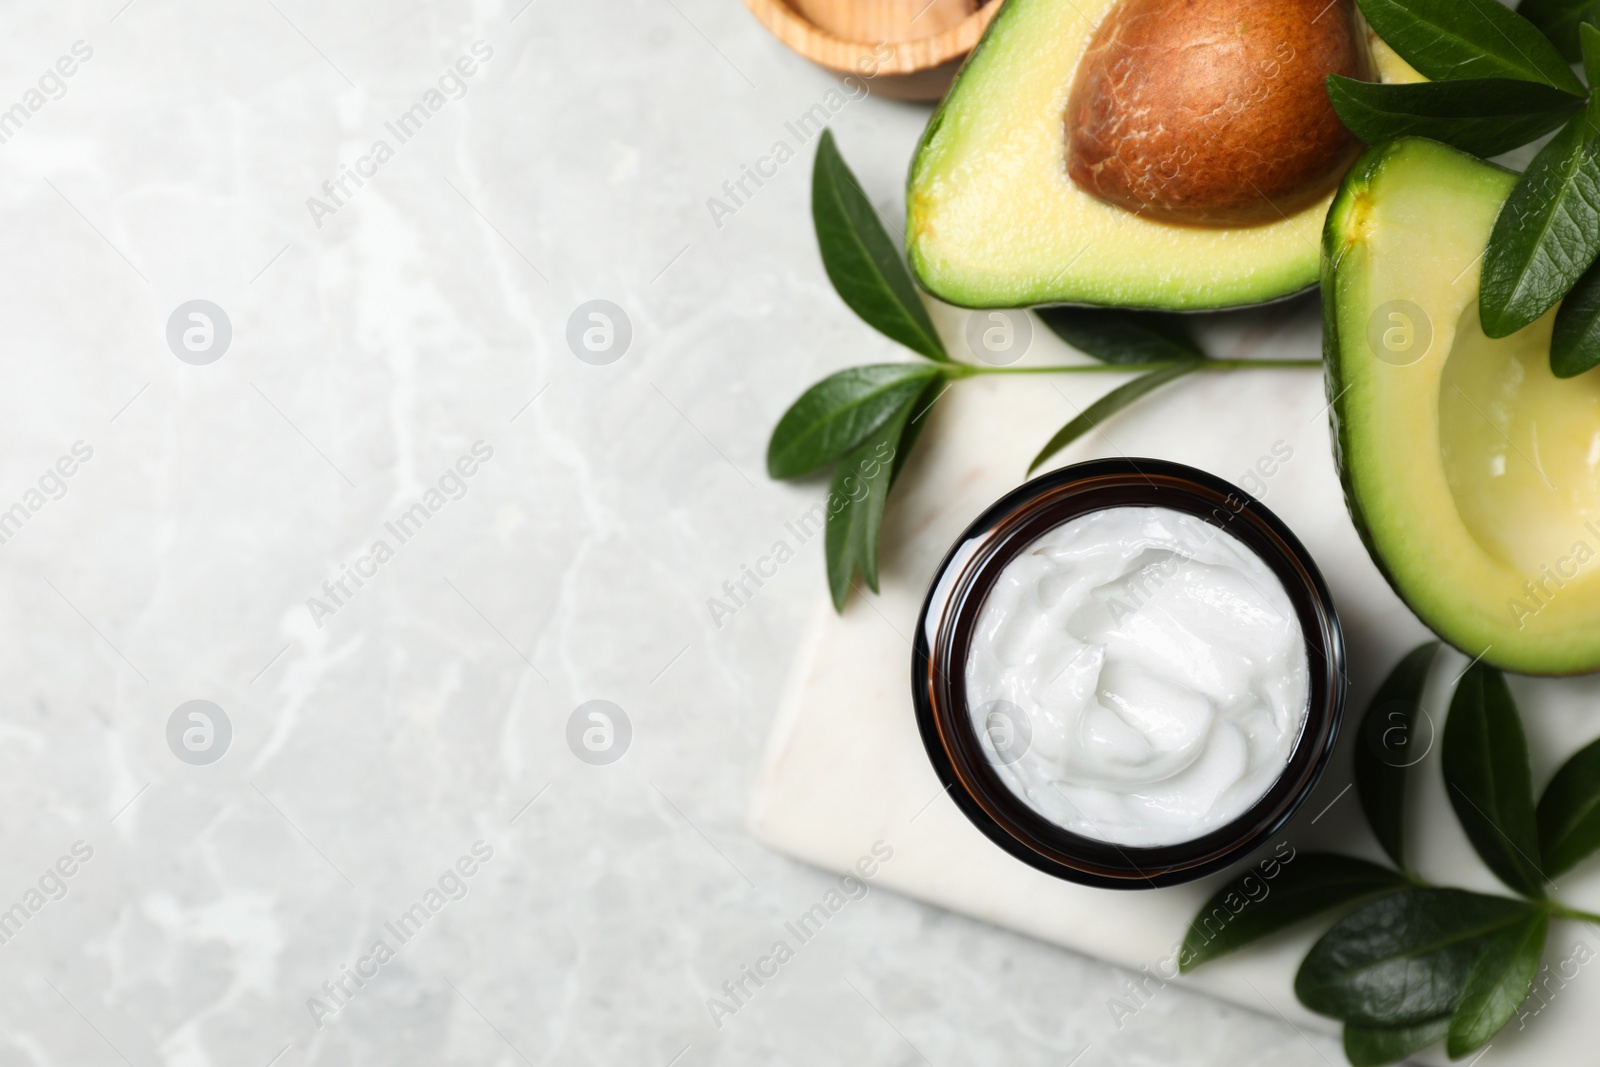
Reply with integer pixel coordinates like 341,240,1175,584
742,0,1002,76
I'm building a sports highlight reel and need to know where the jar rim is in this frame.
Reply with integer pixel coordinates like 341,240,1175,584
911,458,1347,889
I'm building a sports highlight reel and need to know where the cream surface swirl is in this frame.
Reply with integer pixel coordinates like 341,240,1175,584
965,506,1309,846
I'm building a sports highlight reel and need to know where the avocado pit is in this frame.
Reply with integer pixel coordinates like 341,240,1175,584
1066,0,1372,227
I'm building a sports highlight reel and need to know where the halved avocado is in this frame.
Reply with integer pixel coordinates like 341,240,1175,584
906,0,1418,311
1325,137,1600,676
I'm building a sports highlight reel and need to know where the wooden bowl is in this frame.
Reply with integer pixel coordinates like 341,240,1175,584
743,0,1003,101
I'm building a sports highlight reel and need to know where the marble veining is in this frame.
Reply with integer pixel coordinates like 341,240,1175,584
0,1,1345,1063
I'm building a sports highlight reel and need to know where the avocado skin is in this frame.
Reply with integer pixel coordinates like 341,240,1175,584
1321,141,1473,661
1321,142,1393,598
900,6,993,311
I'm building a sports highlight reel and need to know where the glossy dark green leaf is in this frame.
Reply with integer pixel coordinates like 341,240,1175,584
1357,0,1585,93
1179,853,1408,972
766,364,941,479
1443,662,1546,897
1479,102,1600,338
1519,0,1600,62
1296,889,1538,1026
813,129,947,362
1035,306,1205,365
1584,20,1600,83
1026,361,1202,474
1536,735,1600,875
890,376,945,485
852,405,913,595
1550,254,1600,377
824,392,918,610
1447,909,1547,1056
1326,75,1580,158
1343,1017,1451,1067
1355,642,1441,870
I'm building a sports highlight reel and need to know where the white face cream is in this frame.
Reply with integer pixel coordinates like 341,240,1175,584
965,506,1310,847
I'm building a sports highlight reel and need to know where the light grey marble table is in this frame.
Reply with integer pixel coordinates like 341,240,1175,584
0,1,1343,1063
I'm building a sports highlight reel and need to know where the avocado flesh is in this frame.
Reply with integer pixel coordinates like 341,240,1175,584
906,0,1415,311
1325,138,1600,675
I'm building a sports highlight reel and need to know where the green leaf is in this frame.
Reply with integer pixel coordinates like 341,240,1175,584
766,364,941,480
1447,909,1548,1057
1443,662,1546,897
1355,642,1441,870
1035,306,1205,364
1343,1017,1451,1067
1527,73,1600,377
813,129,947,362
1296,889,1539,1026
1584,20,1600,83
1550,254,1600,377
1479,102,1600,339
890,376,945,485
1357,0,1585,93
1027,361,1202,474
1179,853,1408,972
824,392,919,610
1326,75,1580,158
1536,734,1600,875
1519,0,1600,63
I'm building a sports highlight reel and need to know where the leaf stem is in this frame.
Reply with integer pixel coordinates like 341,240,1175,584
954,358,1323,376
1548,900,1600,925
